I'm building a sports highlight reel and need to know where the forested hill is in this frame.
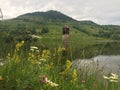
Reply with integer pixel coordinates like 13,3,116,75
0,10,120,40
16,10,76,22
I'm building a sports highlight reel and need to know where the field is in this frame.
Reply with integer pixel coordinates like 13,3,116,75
0,10,120,89
0,36,120,90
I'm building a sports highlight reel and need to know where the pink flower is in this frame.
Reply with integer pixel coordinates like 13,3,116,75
40,75,46,83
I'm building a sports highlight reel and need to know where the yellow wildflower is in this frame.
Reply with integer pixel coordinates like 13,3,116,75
31,54,35,58
21,40,24,44
15,56,20,63
65,60,71,71
43,49,47,54
16,41,24,51
72,69,77,83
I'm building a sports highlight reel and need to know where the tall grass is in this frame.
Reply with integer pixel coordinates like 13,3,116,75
0,41,119,90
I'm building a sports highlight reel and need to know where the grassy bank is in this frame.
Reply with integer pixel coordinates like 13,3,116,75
0,41,119,90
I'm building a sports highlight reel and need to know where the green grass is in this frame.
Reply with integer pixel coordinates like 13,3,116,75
0,41,119,90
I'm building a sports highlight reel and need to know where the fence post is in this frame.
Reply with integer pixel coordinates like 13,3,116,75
62,25,71,60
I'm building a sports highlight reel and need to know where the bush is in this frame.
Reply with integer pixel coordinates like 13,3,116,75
41,27,49,33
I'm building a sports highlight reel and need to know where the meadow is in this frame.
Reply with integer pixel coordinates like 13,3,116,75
0,38,119,90
0,11,120,89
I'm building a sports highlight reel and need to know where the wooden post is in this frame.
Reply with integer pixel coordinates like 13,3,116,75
62,25,70,60
62,25,70,49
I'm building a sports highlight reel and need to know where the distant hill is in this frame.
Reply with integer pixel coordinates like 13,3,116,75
16,10,76,22
1,10,120,40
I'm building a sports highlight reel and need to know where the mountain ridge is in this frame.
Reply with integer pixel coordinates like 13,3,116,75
16,10,76,22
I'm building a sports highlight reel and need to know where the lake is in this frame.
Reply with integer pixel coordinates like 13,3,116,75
72,42,120,76
72,55,120,74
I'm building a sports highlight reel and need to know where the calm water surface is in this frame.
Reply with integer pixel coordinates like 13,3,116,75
72,55,120,74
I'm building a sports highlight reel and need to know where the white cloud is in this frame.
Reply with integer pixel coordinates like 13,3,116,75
0,0,120,25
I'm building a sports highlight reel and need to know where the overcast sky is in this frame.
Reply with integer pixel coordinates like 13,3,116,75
0,0,120,25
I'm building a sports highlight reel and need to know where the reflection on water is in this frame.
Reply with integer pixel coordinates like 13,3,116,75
76,42,120,59
72,55,120,74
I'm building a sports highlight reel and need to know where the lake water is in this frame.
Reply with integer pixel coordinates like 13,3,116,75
72,55,120,74
72,42,120,74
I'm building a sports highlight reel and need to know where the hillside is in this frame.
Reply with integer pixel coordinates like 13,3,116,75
1,10,120,40
0,10,120,59
17,10,75,22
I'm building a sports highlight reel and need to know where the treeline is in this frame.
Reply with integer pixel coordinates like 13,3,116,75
73,24,120,40
0,23,49,58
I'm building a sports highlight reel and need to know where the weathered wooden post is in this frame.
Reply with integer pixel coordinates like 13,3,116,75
62,25,70,59
62,25,70,49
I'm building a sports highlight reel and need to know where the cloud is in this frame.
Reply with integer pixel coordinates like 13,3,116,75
0,0,120,25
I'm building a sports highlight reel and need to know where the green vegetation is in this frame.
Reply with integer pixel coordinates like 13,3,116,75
0,41,119,90
0,10,120,89
0,10,120,59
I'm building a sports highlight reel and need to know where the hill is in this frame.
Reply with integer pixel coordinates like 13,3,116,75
0,10,120,59
17,10,75,22
1,10,120,40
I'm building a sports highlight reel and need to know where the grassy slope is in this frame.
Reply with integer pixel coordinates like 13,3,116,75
1,19,107,59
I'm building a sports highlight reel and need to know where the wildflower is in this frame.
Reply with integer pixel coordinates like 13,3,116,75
31,35,42,39
57,47,65,52
39,58,46,62
30,48,34,51
111,73,118,80
40,75,58,87
0,76,3,81
30,46,38,50
15,56,20,63
36,50,40,53
16,41,24,51
41,49,50,58
45,78,58,87
103,75,110,80
21,40,24,44
41,50,46,58
72,69,78,83
40,75,46,83
31,54,35,58
109,79,118,83
65,60,71,71
103,73,118,83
